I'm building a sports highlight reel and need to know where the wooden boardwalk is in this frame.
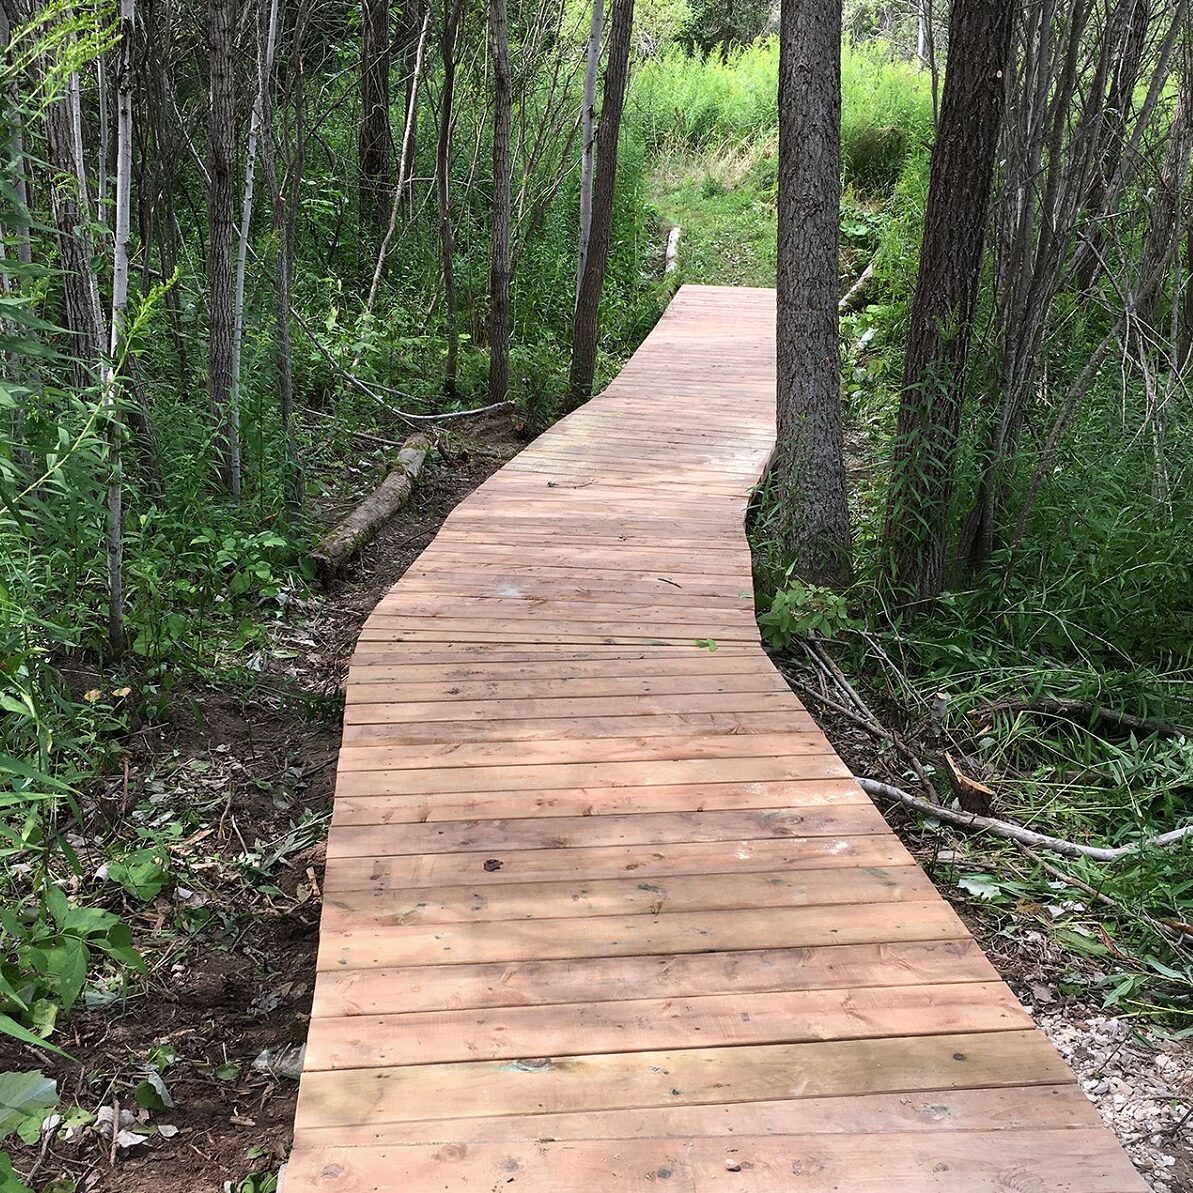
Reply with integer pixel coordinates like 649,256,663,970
287,286,1145,1191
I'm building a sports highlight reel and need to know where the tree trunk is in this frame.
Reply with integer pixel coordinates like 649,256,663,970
359,0,392,231
207,0,238,494
566,0,633,407
576,0,604,301
400,0,423,207
771,0,851,586
105,0,136,658
487,0,513,404
43,71,106,373
882,0,1014,600
0,5,32,467
261,0,304,515
436,0,463,397
231,0,281,496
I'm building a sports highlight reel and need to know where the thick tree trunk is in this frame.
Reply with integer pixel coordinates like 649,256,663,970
576,0,604,300
771,0,851,586
436,0,463,397
488,0,513,404
566,0,633,407
359,0,392,231
882,0,1014,600
206,0,238,494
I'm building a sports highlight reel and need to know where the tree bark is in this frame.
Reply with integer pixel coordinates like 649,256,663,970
310,434,430,576
399,0,423,207
44,69,106,372
0,5,33,466
566,0,633,407
359,0,392,231
576,0,604,301
487,0,513,404
260,0,305,515
206,0,238,494
436,0,463,397
105,0,136,658
771,0,851,586
882,0,1014,600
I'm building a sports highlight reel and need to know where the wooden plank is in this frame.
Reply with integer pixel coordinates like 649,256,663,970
335,732,836,773
304,982,1031,1070
339,709,819,746
344,679,793,711
284,1129,1147,1192
310,940,1000,1018
334,755,855,797
314,900,964,968
292,1030,1075,1126
320,834,910,893
290,1083,1102,1148
329,778,867,825
318,866,937,928
324,806,891,858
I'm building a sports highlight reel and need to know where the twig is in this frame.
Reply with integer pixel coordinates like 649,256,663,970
379,399,514,423
801,639,941,800
1012,840,1193,943
858,776,1193,862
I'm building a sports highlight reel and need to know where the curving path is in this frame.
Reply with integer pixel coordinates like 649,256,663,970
286,286,1145,1191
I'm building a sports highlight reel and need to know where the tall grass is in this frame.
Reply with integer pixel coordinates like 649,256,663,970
630,39,933,194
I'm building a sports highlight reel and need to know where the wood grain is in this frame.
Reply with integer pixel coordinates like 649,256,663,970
287,285,1144,1191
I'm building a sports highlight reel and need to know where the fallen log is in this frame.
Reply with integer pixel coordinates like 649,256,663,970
974,696,1193,740
664,225,681,274
838,260,874,313
857,776,1193,862
310,433,431,577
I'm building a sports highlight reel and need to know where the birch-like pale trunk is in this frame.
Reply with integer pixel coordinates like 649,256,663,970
231,0,281,484
104,0,136,657
95,7,109,222
354,3,431,370
575,0,603,301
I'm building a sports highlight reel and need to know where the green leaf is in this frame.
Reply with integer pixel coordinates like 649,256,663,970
0,1016,68,1058
957,875,1002,902
0,1071,57,1143
0,1151,34,1193
133,1070,173,1113
107,849,168,901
